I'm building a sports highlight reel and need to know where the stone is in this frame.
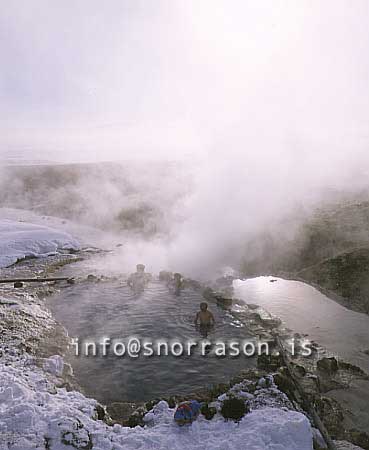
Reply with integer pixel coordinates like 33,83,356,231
107,402,139,424
334,440,366,450
317,357,339,375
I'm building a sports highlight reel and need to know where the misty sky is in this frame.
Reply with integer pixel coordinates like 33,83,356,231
1,1,369,162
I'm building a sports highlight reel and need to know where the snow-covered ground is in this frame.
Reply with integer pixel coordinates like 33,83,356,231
0,352,314,450
0,219,80,268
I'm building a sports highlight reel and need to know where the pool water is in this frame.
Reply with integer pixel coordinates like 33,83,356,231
234,277,369,373
48,280,255,403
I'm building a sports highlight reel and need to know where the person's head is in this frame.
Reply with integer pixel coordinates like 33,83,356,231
200,302,208,311
174,273,182,280
136,264,145,273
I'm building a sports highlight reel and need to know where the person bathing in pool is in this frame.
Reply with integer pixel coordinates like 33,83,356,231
194,302,215,327
127,264,152,293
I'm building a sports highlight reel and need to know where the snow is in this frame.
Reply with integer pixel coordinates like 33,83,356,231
0,353,314,450
133,401,313,450
0,220,80,268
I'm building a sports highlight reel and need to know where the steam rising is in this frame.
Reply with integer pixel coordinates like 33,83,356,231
1,1,369,277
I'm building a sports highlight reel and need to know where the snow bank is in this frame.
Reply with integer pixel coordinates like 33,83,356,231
0,355,313,450
0,220,80,268
130,401,313,450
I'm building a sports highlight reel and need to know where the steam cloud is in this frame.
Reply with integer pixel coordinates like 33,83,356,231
1,1,369,277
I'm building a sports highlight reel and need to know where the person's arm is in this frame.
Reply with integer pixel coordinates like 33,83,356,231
194,312,199,325
209,312,215,325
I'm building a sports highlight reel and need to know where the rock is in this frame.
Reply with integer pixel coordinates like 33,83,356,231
273,371,297,401
87,274,98,282
215,295,233,309
337,360,369,378
247,304,260,310
257,353,283,371
200,403,217,420
347,430,369,450
14,281,23,288
299,374,320,397
95,404,107,421
251,308,282,328
334,440,366,450
317,357,339,375
314,396,345,438
291,363,306,377
107,402,139,424
164,396,177,408
126,408,146,428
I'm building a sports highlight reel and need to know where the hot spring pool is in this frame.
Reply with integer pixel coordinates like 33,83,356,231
47,281,255,403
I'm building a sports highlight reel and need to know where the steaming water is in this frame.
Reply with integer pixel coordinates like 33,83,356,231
234,277,369,373
47,281,255,403
44,273,369,404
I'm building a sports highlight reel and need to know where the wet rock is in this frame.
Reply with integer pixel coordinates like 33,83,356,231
299,374,320,397
94,404,109,422
257,332,277,348
14,281,23,288
317,357,339,375
291,363,306,377
257,353,283,371
250,308,282,328
247,303,260,310
125,406,146,428
273,370,297,402
314,396,345,439
166,396,177,409
200,403,217,420
107,402,139,424
86,274,98,282
215,294,233,309
206,382,231,400
318,376,345,393
347,430,369,450
337,360,369,378
334,440,366,450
